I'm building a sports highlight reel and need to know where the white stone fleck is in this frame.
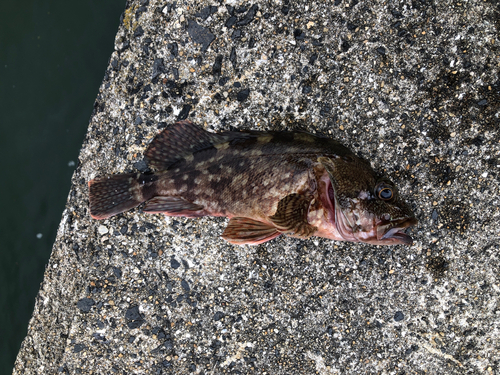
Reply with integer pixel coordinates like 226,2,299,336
98,225,109,235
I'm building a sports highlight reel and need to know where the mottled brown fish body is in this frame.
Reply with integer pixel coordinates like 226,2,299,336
89,121,417,245
153,137,326,218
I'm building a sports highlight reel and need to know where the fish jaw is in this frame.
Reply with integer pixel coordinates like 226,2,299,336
333,195,418,245
338,215,417,245
309,169,418,245
376,216,418,245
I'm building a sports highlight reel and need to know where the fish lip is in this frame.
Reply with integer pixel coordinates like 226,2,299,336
379,217,418,245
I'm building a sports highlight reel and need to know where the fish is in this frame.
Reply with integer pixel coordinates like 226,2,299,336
88,120,417,245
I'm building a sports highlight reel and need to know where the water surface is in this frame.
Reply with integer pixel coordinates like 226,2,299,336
0,1,124,372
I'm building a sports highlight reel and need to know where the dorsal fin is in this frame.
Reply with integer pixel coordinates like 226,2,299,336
145,120,226,171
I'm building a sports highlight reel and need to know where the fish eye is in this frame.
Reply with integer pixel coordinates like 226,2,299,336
376,183,394,201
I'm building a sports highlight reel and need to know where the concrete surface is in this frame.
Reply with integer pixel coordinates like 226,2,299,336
13,0,499,374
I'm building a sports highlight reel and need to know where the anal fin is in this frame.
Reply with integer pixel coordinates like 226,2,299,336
143,196,205,218
269,194,317,238
222,217,280,245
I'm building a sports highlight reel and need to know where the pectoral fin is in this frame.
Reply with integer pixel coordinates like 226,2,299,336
269,194,317,238
222,217,280,245
143,196,205,217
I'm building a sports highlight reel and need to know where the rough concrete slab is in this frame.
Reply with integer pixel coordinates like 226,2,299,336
14,0,499,374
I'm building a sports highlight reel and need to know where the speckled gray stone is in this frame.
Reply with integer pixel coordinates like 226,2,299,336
13,0,500,374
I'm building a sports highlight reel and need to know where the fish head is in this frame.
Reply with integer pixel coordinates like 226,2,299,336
318,155,417,245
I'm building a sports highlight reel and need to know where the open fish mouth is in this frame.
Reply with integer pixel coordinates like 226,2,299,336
378,217,418,245
337,212,417,245
325,179,417,245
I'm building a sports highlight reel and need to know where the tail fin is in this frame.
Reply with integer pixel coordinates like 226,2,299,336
88,174,145,219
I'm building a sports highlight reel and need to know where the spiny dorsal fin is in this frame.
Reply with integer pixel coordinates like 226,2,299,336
145,120,226,171
269,194,317,238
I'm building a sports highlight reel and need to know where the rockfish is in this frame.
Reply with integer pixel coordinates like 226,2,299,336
89,120,417,245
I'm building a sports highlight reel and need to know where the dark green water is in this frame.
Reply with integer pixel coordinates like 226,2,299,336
0,1,125,372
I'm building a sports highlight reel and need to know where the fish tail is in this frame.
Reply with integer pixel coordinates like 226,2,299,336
88,173,153,219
